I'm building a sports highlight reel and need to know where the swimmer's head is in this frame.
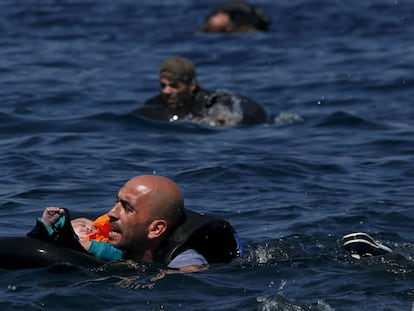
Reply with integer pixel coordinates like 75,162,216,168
71,217,96,240
159,57,196,84
159,57,198,109
200,1,271,33
201,12,233,33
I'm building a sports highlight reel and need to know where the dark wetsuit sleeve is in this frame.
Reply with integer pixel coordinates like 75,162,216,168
141,95,164,106
239,96,268,124
129,95,171,121
27,219,56,241
26,209,86,253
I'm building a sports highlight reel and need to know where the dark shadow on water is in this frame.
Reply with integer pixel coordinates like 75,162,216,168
314,110,387,130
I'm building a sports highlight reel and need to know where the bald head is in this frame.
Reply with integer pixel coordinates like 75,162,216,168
107,175,185,260
125,175,184,227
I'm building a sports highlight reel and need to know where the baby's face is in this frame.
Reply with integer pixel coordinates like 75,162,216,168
71,218,96,240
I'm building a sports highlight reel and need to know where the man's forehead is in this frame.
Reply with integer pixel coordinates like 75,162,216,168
119,180,152,197
160,71,180,84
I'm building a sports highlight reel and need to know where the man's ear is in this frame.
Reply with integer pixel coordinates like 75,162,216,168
147,220,167,239
189,79,197,92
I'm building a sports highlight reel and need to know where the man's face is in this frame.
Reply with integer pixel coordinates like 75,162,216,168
160,72,195,109
107,180,153,252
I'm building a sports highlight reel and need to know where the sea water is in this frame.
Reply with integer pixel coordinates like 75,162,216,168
1,0,413,310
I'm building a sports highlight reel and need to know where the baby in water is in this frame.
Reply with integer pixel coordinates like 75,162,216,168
40,206,123,261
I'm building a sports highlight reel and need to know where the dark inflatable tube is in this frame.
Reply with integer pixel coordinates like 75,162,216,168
0,236,105,269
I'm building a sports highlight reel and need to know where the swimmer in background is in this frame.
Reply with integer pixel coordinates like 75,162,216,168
38,206,123,261
200,1,271,33
130,56,268,127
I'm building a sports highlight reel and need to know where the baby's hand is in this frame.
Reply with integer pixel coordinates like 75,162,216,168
42,206,65,226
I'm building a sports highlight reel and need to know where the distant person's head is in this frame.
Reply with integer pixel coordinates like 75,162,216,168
107,175,184,261
158,57,199,110
202,11,233,33
200,1,271,33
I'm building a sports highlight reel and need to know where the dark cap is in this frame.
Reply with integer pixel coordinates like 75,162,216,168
159,57,196,83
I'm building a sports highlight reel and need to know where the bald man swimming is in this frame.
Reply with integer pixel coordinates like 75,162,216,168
107,175,209,271
23,175,240,271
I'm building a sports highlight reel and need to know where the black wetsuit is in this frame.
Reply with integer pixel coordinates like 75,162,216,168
130,87,268,126
156,209,242,265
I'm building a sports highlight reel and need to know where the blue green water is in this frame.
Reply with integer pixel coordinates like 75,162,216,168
1,1,414,310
